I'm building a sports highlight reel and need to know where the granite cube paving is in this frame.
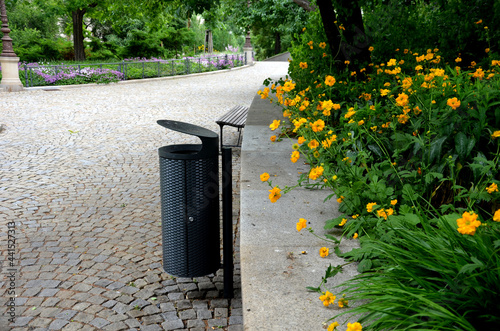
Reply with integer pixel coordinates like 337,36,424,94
0,62,291,329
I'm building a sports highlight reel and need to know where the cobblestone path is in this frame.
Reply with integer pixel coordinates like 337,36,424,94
0,62,290,331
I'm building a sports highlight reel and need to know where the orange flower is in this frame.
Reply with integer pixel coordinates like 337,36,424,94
319,247,329,257
447,97,460,110
298,136,306,144
310,119,325,132
486,183,498,194
269,119,281,130
457,211,481,235
290,151,300,163
268,187,281,203
395,93,409,107
270,135,276,142
309,166,324,180
325,75,336,87
296,218,307,231
299,62,308,69
493,209,500,222
260,173,270,181
308,139,319,149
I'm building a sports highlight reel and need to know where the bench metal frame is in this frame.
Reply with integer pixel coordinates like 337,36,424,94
216,105,249,151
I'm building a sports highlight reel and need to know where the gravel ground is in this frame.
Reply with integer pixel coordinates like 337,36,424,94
0,62,289,331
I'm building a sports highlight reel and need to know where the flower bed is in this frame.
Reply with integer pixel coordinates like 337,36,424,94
258,23,500,331
0,53,245,87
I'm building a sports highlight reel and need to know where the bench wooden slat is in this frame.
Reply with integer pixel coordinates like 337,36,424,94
216,105,249,149
216,106,248,128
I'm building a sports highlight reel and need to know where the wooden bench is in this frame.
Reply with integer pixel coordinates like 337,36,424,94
216,105,249,150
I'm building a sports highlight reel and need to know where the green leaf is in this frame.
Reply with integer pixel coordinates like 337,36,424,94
454,132,468,160
357,259,373,273
428,136,447,164
324,234,340,244
367,144,383,158
306,286,321,292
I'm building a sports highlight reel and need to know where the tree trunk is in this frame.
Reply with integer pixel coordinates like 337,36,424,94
72,8,86,61
274,32,281,54
316,0,341,67
316,0,370,72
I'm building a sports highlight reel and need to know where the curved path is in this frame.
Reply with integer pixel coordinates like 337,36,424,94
0,62,288,331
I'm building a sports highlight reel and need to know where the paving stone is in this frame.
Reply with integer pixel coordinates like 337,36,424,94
208,318,228,328
90,317,111,328
161,319,184,330
214,308,228,318
196,309,212,320
228,325,244,331
178,308,196,320
61,322,85,331
39,289,60,297
103,300,118,308
140,325,163,331
129,299,150,310
186,319,205,329
142,305,161,315
103,321,128,331
113,302,131,314
116,295,135,304
118,286,140,295
41,297,61,307
39,308,63,318
72,302,91,311
210,299,229,308
175,300,192,310
141,314,164,325
124,318,141,328
167,292,184,301
27,317,51,328
159,302,175,312
55,310,78,320
179,283,197,293
48,319,70,330
73,312,94,324
107,281,126,290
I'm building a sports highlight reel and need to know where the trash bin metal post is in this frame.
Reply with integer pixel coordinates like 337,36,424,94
222,147,234,298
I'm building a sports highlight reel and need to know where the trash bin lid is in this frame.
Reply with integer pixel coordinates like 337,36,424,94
157,120,218,139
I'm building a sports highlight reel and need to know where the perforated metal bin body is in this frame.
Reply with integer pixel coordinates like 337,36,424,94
158,120,220,278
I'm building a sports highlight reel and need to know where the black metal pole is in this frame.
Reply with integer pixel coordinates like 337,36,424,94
222,147,234,298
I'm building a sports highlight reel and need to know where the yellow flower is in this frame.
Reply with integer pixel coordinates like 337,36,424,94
344,109,356,119
327,322,339,331
486,183,498,194
347,322,362,331
387,58,397,67
345,60,350,65
319,42,327,49
473,68,485,79
380,89,390,96
368,46,374,52
457,211,481,235
415,65,423,71
493,209,500,222
269,119,281,131
391,199,397,205
358,120,365,126
338,297,348,308
325,75,336,87
298,136,306,144
319,247,329,258
307,40,313,49
290,151,300,163
447,97,461,110
260,173,270,181
336,196,344,203
308,139,319,149
352,214,359,219
319,291,335,306
270,135,276,142
339,218,347,226
257,87,270,99
299,62,308,69
268,187,281,203
353,233,358,239
309,166,324,180
313,150,320,158
282,81,296,92
395,93,409,107
377,208,388,220
296,218,307,232
310,119,325,132
492,131,500,139
486,48,490,53
292,143,299,150
366,202,377,213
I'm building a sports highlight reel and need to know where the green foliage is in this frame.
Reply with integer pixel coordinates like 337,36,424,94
334,213,500,330
363,0,500,66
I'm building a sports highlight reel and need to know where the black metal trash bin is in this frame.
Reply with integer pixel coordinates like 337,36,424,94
157,120,220,278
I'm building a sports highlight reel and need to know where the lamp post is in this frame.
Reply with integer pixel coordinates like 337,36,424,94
0,0,23,92
243,0,253,65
